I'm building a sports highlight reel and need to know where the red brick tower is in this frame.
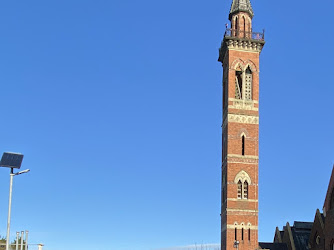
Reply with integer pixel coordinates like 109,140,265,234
218,1,265,250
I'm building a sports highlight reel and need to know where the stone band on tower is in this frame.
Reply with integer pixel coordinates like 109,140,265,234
218,1,265,250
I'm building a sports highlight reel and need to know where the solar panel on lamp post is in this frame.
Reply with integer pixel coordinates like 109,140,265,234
0,152,30,250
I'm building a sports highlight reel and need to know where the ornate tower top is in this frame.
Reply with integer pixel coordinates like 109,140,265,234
229,0,254,20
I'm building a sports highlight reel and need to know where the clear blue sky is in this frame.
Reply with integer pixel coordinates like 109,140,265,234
0,0,332,249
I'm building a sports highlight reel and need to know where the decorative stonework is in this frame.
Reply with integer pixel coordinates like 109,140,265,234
223,158,258,166
234,170,252,184
221,209,258,216
227,224,257,230
229,99,258,111
227,38,264,52
223,114,259,128
230,98,258,104
226,155,258,165
228,154,258,159
226,208,258,215
230,59,258,73
218,38,265,61
227,198,258,202
221,223,258,232
229,114,258,124
238,128,249,137
228,135,258,141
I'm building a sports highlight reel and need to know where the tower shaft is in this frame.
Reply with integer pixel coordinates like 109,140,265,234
218,2,265,250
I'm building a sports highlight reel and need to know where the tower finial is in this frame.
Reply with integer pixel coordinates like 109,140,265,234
229,0,254,20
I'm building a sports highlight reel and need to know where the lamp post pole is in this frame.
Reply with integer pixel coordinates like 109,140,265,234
5,169,30,250
6,169,14,250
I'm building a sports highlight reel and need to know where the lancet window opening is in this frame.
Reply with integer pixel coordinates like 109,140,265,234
237,180,242,199
245,66,253,100
243,181,248,199
242,16,246,38
235,66,253,100
235,70,243,99
235,17,238,36
242,135,245,155
237,180,249,200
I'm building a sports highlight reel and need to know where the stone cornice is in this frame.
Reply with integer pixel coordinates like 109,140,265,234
219,37,265,62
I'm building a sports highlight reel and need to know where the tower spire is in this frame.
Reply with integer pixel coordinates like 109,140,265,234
229,0,254,20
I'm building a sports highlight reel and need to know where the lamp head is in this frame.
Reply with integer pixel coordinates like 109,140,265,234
15,169,30,176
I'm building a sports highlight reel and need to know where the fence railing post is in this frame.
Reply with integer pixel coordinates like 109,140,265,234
25,231,28,250
20,231,24,250
16,232,19,250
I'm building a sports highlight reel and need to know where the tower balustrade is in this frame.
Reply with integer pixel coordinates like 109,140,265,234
224,28,265,41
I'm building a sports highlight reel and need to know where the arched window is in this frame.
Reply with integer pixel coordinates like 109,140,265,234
235,17,238,36
245,66,252,100
241,228,244,241
314,233,320,245
235,170,251,200
237,180,249,199
235,70,242,99
237,180,242,199
248,228,251,241
242,135,245,155
243,181,248,199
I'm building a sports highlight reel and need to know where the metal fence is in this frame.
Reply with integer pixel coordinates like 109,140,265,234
0,243,44,250
224,28,265,41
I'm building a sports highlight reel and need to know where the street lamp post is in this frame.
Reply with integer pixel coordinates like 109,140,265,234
0,152,30,250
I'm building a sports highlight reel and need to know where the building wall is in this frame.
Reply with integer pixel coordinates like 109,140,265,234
309,210,325,250
324,207,334,250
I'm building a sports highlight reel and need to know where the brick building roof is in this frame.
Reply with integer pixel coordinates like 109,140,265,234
259,242,288,250
290,222,313,250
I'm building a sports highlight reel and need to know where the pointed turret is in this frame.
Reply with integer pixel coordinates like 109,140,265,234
229,0,254,20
